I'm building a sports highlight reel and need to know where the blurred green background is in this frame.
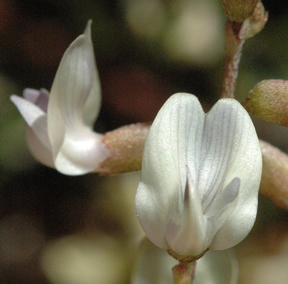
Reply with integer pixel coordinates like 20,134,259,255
1,0,288,283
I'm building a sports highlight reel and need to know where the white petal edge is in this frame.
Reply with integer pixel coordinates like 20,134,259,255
131,237,177,284
82,66,102,128
11,95,46,127
10,95,51,149
11,95,54,168
47,31,96,160
82,20,102,127
26,127,54,168
136,93,205,251
194,249,238,284
204,99,262,250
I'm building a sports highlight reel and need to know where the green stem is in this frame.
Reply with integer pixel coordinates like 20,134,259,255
173,261,196,284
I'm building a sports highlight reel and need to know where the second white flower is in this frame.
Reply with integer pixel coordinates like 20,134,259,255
135,93,262,258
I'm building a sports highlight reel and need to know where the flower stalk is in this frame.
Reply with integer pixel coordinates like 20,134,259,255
173,261,196,284
97,123,150,175
221,21,244,99
221,1,268,99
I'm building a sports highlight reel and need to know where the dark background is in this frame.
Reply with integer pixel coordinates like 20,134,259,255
1,0,288,283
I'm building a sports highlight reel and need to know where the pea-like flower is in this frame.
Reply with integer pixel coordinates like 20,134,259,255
135,93,262,258
10,21,110,175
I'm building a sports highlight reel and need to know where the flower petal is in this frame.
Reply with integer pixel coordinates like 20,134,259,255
54,132,109,175
82,20,102,127
202,99,262,250
23,88,49,113
10,95,51,149
166,169,208,256
23,88,40,103
136,93,205,251
11,95,45,127
82,68,102,128
194,249,238,284
131,237,177,284
26,127,54,168
205,178,240,246
45,22,109,175
11,94,54,167
206,177,240,219
47,28,96,159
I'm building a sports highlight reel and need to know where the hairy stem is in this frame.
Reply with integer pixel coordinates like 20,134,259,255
221,21,244,99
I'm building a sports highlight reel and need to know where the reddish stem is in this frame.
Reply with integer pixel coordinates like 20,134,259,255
221,21,245,99
173,261,196,284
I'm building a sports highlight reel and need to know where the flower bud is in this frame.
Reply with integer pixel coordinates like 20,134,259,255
221,0,259,22
241,1,268,40
260,140,288,210
98,123,150,175
243,80,288,126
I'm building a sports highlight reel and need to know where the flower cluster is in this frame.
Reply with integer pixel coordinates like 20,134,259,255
11,19,263,267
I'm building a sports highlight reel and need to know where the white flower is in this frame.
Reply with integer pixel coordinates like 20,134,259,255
131,237,239,284
10,21,110,175
135,93,262,258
